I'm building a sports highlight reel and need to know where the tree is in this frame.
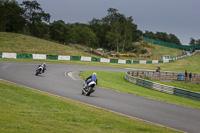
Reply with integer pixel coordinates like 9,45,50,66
169,34,181,45
49,20,70,44
196,39,200,45
104,8,125,52
121,16,133,52
143,31,157,40
20,0,50,37
89,18,109,48
105,21,122,52
0,0,26,32
72,24,97,47
189,37,196,47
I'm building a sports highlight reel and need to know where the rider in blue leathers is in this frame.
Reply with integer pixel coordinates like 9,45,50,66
37,63,46,73
84,72,97,88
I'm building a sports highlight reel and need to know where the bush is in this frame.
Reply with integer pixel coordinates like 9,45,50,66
147,43,151,48
116,52,120,57
129,53,136,57
123,53,129,57
141,49,147,54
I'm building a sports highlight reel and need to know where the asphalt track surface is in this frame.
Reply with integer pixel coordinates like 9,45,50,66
0,62,200,133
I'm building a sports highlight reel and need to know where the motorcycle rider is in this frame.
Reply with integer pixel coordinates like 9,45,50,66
156,66,161,72
37,63,47,73
83,72,98,88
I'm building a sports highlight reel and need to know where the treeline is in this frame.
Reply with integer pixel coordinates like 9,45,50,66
1,0,191,52
189,38,200,47
143,31,181,45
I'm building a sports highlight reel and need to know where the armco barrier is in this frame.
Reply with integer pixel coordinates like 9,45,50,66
133,60,139,63
100,58,110,63
70,56,81,61
126,60,132,64
58,55,70,60
0,51,199,64
118,59,126,64
91,57,100,62
2,52,16,59
125,71,200,101
174,88,200,101
110,59,118,63
146,60,152,64
33,54,46,59
17,53,33,59
152,82,174,94
47,55,58,60
81,56,91,61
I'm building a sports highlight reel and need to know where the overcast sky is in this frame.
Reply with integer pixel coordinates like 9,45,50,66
16,0,200,45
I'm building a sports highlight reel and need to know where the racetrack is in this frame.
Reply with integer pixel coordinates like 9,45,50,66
0,62,200,133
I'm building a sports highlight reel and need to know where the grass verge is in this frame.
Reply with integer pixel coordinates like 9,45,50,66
80,71,200,109
0,80,181,133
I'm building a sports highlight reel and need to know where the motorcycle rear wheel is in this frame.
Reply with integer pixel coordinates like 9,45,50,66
86,87,92,96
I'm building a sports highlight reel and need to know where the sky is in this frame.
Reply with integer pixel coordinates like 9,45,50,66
16,0,200,45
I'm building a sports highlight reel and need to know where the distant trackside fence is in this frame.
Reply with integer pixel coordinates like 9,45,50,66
143,37,200,50
125,71,200,101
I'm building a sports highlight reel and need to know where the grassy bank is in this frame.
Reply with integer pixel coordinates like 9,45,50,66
0,32,96,57
0,80,181,133
0,32,183,60
80,71,200,109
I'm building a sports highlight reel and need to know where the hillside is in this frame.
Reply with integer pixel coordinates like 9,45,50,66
0,32,97,57
0,32,184,60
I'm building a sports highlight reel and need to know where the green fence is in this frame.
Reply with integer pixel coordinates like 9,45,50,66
143,37,195,50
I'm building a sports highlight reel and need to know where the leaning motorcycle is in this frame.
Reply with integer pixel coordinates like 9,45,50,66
35,66,43,76
82,81,96,96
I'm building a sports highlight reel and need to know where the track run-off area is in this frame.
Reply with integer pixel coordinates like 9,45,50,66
0,62,200,133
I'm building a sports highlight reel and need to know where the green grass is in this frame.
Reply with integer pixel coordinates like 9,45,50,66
0,32,198,132
0,32,97,57
0,80,181,133
146,44,184,60
80,71,200,109
0,32,184,60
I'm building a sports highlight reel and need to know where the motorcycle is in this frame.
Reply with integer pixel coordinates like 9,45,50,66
82,81,96,96
35,66,43,76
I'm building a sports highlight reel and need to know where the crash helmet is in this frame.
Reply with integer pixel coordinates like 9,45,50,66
93,72,97,75
42,63,46,67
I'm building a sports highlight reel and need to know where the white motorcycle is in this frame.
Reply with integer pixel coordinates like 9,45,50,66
35,66,43,76
82,81,96,96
